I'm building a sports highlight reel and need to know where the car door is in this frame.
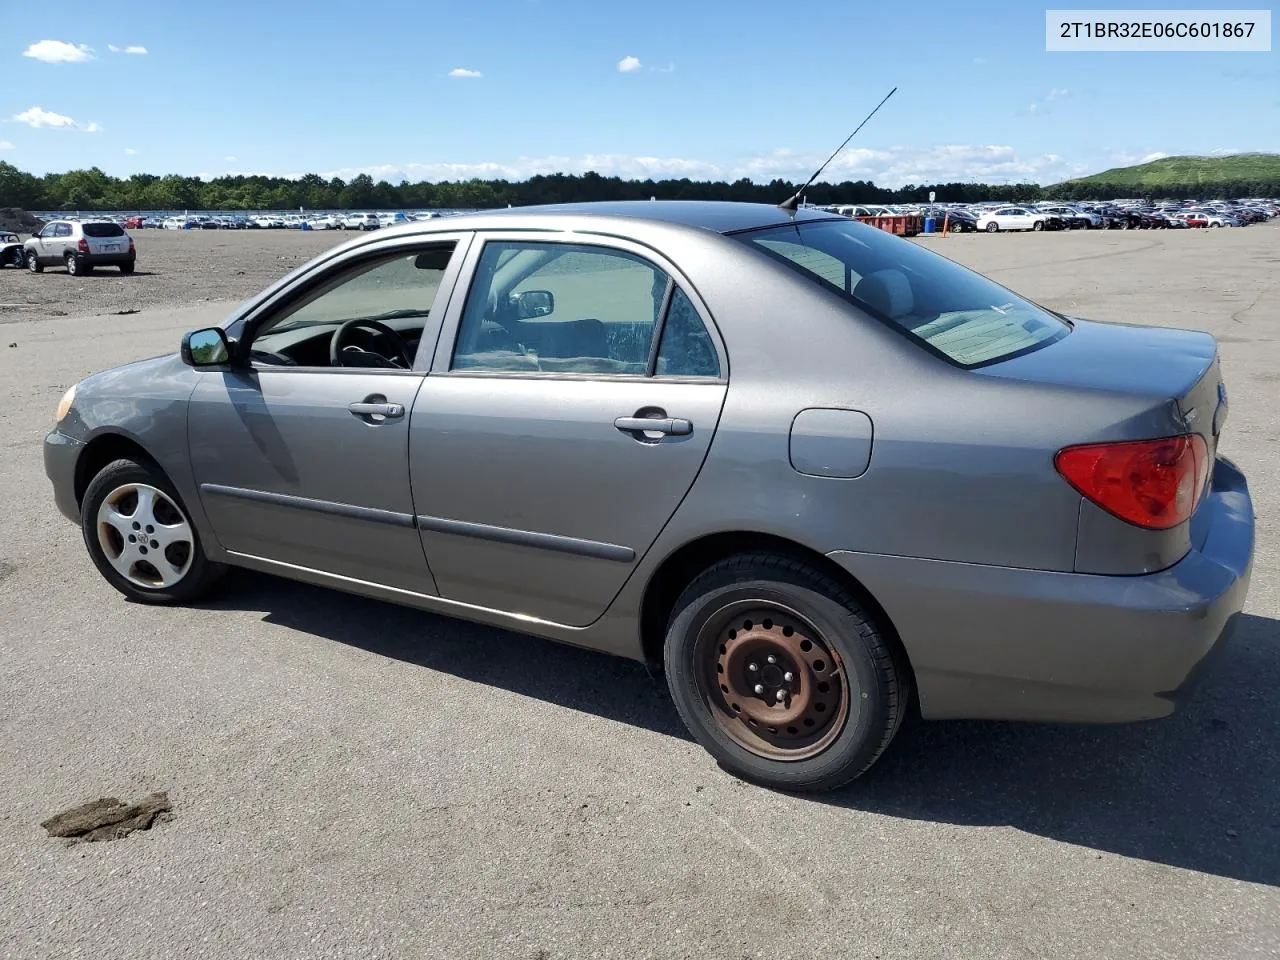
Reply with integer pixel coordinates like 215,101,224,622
410,234,728,627
28,224,52,261
186,233,471,592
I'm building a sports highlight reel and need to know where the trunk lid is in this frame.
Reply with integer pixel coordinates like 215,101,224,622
978,317,1224,461
977,317,1228,574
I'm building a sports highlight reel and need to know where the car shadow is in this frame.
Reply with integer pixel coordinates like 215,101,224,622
206,573,1279,886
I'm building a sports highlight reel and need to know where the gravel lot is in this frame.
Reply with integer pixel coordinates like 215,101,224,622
1,223,1277,959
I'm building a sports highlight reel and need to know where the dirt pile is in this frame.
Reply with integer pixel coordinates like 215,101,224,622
0,208,40,234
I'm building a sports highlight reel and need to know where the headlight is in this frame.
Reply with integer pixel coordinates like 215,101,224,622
55,384,77,423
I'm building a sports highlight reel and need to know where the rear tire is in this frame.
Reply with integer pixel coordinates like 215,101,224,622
1032,220,1044,232
663,553,908,792
65,253,91,276
119,261,135,274
81,458,226,605
985,222,998,233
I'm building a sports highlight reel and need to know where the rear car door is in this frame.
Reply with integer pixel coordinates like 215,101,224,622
187,233,471,592
410,234,728,627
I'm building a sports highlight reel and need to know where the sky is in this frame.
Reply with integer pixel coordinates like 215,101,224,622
3,0,1277,187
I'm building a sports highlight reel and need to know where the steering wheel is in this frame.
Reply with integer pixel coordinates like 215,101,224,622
329,318,414,369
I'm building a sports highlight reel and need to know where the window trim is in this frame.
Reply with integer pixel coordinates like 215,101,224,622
430,230,727,384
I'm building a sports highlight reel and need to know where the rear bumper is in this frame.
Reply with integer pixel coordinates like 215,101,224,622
828,456,1254,723
83,252,135,266
44,428,84,523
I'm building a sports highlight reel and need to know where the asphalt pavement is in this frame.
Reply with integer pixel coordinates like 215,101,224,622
1,225,1277,959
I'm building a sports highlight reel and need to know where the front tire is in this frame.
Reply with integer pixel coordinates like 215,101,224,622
27,251,43,273
985,222,998,233
81,458,225,605
663,553,908,792
1032,220,1044,232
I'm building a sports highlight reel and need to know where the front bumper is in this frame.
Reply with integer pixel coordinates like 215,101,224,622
44,428,84,523
829,456,1255,723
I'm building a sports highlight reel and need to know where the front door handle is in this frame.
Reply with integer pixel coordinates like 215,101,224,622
348,401,405,419
614,416,693,436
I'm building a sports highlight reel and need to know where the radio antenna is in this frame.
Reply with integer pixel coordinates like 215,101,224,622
778,86,897,212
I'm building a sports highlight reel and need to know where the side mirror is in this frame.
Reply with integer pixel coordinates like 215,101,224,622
181,327,232,367
512,289,554,319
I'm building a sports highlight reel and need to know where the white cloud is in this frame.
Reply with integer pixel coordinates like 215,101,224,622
448,67,482,78
12,106,75,128
124,147,138,155
0,140,13,151
315,144,1089,189
108,44,148,54
10,106,101,132
225,155,237,162
22,40,94,63
618,56,642,73
1046,87,1070,100
1028,102,1038,114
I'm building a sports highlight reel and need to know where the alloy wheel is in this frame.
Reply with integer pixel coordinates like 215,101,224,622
95,483,195,589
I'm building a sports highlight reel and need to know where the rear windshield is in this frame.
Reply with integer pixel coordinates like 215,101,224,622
83,223,125,238
737,219,1069,367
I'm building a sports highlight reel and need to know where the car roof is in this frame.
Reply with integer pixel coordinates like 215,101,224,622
435,200,841,235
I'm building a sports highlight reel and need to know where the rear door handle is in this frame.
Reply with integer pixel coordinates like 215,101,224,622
614,416,693,436
348,401,405,419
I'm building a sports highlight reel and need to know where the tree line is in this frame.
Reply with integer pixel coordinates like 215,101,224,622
0,161,1273,212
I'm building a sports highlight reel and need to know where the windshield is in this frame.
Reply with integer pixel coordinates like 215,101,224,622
737,219,1069,367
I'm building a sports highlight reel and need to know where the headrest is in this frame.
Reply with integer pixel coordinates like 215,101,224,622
854,269,914,319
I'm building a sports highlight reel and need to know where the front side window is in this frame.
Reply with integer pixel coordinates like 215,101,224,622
452,242,668,375
738,219,1069,368
248,244,455,368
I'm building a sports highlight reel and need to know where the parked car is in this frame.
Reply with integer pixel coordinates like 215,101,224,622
24,220,135,275
976,206,1055,232
43,201,1253,792
340,212,381,231
941,209,979,232
307,214,342,230
1036,205,1094,229
1,231,25,267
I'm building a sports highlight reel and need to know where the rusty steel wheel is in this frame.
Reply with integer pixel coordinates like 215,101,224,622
702,602,850,760
664,552,908,791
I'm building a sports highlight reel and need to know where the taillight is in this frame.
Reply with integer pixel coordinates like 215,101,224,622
77,238,89,255
128,237,135,252
1055,434,1208,529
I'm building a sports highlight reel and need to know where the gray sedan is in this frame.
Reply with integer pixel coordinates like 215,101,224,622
44,202,1254,791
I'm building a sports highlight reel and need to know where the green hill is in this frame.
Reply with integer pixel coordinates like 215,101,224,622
1060,153,1280,189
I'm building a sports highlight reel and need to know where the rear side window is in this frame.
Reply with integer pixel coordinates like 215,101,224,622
83,223,125,238
737,219,1069,368
656,289,720,377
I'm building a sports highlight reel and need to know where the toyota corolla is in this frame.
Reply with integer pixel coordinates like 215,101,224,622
44,202,1254,791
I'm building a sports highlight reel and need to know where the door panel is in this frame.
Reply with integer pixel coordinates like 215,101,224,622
410,377,725,625
189,370,434,592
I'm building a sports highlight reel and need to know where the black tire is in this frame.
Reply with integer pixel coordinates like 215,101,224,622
985,221,998,233
119,261,135,274
81,457,226,605
27,251,43,273
1032,220,1044,232
663,553,908,792
65,252,92,276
